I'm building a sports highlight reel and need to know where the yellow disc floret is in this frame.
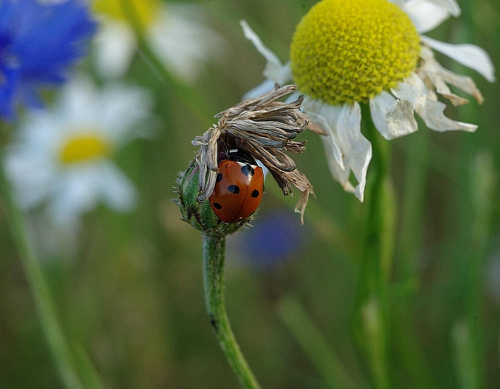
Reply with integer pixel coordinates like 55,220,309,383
92,0,160,27
290,0,421,105
59,133,111,165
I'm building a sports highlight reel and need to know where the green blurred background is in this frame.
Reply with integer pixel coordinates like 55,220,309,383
1,0,500,388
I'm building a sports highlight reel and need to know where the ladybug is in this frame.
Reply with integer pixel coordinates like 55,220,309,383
209,149,264,223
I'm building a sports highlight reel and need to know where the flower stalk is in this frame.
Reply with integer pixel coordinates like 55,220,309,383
0,149,85,389
355,106,396,389
202,233,261,389
177,84,318,388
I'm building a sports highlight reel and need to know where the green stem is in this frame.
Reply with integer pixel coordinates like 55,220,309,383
0,155,85,389
450,4,486,388
354,106,394,389
452,152,494,389
393,131,435,388
399,131,428,269
202,233,261,389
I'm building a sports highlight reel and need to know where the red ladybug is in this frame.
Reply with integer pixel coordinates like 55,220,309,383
209,150,264,223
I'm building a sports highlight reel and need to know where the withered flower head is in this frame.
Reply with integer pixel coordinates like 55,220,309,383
192,84,324,223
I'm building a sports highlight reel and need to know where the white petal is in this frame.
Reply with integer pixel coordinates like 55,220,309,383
243,78,301,103
283,81,303,103
302,98,371,202
92,20,136,79
95,84,153,144
53,77,153,147
243,79,276,100
17,114,62,152
388,0,406,8
48,166,100,224
240,20,292,85
4,149,56,210
45,205,82,234
392,74,477,132
421,36,496,82
369,91,418,140
419,101,477,132
55,76,98,125
302,97,344,170
403,0,455,33
240,20,281,69
148,5,226,82
98,163,137,211
321,130,356,195
26,212,80,259
4,76,152,225
256,160,269,180
429,0,461,16
418,46,484,105
336,103,372,201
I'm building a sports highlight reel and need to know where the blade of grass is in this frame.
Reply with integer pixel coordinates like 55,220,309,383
278,296,364,389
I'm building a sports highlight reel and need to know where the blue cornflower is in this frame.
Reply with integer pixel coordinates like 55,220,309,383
0,0,96,120
230,210,308,269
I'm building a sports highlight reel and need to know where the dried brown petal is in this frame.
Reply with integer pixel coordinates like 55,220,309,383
193,84,319,222
192,126,220,201
267,168,314,225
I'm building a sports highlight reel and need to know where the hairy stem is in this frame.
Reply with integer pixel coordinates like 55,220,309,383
202,233,261,389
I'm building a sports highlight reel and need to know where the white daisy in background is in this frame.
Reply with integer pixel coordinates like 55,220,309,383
5,77,153,229
91,0,226,81
241,0,495,201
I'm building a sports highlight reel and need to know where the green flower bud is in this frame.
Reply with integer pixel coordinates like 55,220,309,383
176,160,251,236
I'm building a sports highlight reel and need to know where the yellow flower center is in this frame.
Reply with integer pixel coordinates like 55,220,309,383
59,133,111,165
92,0,160,27
290,0,421,105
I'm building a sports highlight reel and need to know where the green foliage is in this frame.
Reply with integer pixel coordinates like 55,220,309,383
1,0,500,388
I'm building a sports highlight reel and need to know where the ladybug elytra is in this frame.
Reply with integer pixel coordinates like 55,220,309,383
209,149,264,223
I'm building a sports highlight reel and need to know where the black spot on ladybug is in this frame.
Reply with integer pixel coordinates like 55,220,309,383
216,173,223,182
213,202,222,209
251,189,260,198
228,185,240,194
241,164,255,177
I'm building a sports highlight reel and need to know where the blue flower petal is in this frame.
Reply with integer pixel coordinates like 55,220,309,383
236,210,308,269
0,0,96,120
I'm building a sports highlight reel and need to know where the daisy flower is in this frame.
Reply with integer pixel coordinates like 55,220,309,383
91,0,225,81
4,77,153,228
242,0,495,201
0,0,96,120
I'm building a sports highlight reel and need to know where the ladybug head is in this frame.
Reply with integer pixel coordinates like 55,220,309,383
217,140,258,166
